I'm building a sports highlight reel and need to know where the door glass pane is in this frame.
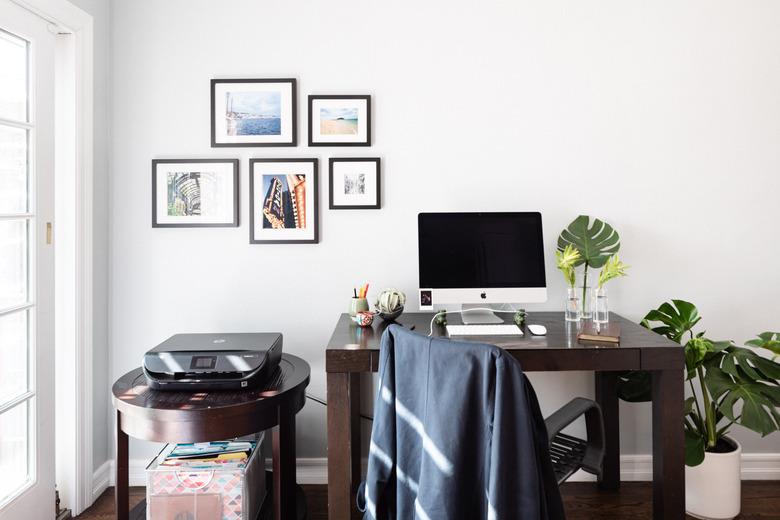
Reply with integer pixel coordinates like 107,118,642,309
0,402,29,500
0,310,28,405
0,219,28,309
0,29,27,122
0,125,28,213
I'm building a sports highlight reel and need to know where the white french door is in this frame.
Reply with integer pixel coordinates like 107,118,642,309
0,1,56,518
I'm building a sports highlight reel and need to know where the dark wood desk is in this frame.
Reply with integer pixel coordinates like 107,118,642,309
112,354,310,520
325,312,685,520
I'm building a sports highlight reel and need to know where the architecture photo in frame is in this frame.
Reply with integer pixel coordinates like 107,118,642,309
152,159,239,227
211,78,297,147
308,95,371,146
250,158,319,243
329,157,381,209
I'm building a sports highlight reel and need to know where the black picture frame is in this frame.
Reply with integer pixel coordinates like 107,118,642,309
211,78,297,147
308,95,371,147
249,158,319,244
329,158,381,210
152,159,239,228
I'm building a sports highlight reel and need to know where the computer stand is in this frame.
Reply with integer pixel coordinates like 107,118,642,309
460,304,505,324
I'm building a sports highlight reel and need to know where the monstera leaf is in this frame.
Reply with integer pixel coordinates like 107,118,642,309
746,332,780,357
705,346,780,437
557,215,620,269
641,299,701,344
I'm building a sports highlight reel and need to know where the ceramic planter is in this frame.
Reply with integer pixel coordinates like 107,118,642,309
685,437,742,520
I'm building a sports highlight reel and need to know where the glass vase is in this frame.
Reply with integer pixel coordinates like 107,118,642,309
593,286,609,324
579,285,593,320
565,287,581,322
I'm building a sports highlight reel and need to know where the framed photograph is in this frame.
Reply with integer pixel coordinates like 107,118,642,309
249,158,318,244
152,159,239,228
308,95,371,146
329,158,381,209
211,78,297,147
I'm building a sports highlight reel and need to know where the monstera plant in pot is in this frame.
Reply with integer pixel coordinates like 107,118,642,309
618,300,780,519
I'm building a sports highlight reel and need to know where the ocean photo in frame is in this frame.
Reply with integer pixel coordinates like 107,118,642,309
211,79,297,147
152,159,239,227
249,158,319,244
308,95,371,146
329,158,381,209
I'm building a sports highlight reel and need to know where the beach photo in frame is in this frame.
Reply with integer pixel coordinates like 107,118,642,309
211,78,297,147
329,158,381,209
152,159,239,227
308,95,371,146
250,158,319,244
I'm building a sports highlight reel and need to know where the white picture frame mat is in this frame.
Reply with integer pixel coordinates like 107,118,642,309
213,82,294,144
311,98,368,143
332,161,378,206
252,162,315,240
155,162,235,224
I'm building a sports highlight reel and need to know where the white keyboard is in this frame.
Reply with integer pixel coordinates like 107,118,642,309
446,324,524,336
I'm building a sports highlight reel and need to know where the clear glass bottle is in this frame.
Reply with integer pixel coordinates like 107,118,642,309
565,287,581,322
579,285,593,320
593,286,609,324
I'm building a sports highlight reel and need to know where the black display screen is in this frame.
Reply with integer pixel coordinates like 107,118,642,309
418,212,546,289
190,356,217,370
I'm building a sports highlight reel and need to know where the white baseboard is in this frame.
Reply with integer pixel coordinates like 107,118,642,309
92,460,111,501
95,453,780,489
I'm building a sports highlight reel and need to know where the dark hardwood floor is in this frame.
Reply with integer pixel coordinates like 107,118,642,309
78,482,780,519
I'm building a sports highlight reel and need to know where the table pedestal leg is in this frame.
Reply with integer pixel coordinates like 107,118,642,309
652,369,685,519
115,410,129,520
595,371,620,490
273,406,297,520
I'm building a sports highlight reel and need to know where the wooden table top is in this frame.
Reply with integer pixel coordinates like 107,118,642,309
112,354,310,442
326,312,682,373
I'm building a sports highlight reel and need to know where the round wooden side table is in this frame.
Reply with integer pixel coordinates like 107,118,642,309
112,354,310,520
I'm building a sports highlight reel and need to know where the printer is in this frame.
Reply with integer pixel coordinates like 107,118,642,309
143,333,283,391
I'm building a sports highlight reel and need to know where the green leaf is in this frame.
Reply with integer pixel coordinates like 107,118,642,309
705,358,780,437
685,429,706,466
641,300,702,344
557,215,620,269
685,337,710,377
746,332,780,356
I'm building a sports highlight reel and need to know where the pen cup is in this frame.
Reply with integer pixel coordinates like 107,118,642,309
349,297,369,317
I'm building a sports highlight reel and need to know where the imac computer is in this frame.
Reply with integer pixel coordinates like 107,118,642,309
418,212,547,325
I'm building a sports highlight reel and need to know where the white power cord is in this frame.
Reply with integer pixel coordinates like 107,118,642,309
428,307,524,336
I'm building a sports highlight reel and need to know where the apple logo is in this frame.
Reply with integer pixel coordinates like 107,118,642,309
480,292,487,299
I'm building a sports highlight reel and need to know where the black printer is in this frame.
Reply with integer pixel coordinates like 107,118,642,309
143,333,282,391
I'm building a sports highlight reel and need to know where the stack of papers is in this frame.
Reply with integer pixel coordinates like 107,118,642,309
159,441,256,470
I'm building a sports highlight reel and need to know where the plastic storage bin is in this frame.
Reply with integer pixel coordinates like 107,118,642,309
145,436,266,520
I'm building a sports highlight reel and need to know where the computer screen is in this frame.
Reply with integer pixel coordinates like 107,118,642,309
418,212,546,289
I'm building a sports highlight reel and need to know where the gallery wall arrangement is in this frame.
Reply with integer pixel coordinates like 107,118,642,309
153,77,380,244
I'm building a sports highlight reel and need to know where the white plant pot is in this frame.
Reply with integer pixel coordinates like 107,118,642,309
685,437,742,520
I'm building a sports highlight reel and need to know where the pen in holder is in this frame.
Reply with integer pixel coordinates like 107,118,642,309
349,297,369,317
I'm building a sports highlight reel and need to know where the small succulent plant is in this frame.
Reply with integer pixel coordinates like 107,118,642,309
375,288,406,314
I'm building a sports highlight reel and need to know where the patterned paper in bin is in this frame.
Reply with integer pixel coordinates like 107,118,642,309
150,471,245,520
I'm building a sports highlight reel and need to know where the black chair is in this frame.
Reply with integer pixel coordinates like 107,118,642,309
543,397,605,484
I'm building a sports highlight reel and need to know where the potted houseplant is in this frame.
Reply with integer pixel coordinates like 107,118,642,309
619,300,780,519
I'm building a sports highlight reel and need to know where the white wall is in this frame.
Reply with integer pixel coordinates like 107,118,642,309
110,0,780,464
63,0,111,473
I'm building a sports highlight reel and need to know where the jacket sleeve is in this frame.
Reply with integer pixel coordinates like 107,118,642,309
487,354,566,520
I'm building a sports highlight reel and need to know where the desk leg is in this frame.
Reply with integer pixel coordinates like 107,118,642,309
595,371,620,490
115,411,129,520
273,406,297,520
327,372,361,520
652,369,685,519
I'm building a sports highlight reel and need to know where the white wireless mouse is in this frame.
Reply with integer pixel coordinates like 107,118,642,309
528,324,547,336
